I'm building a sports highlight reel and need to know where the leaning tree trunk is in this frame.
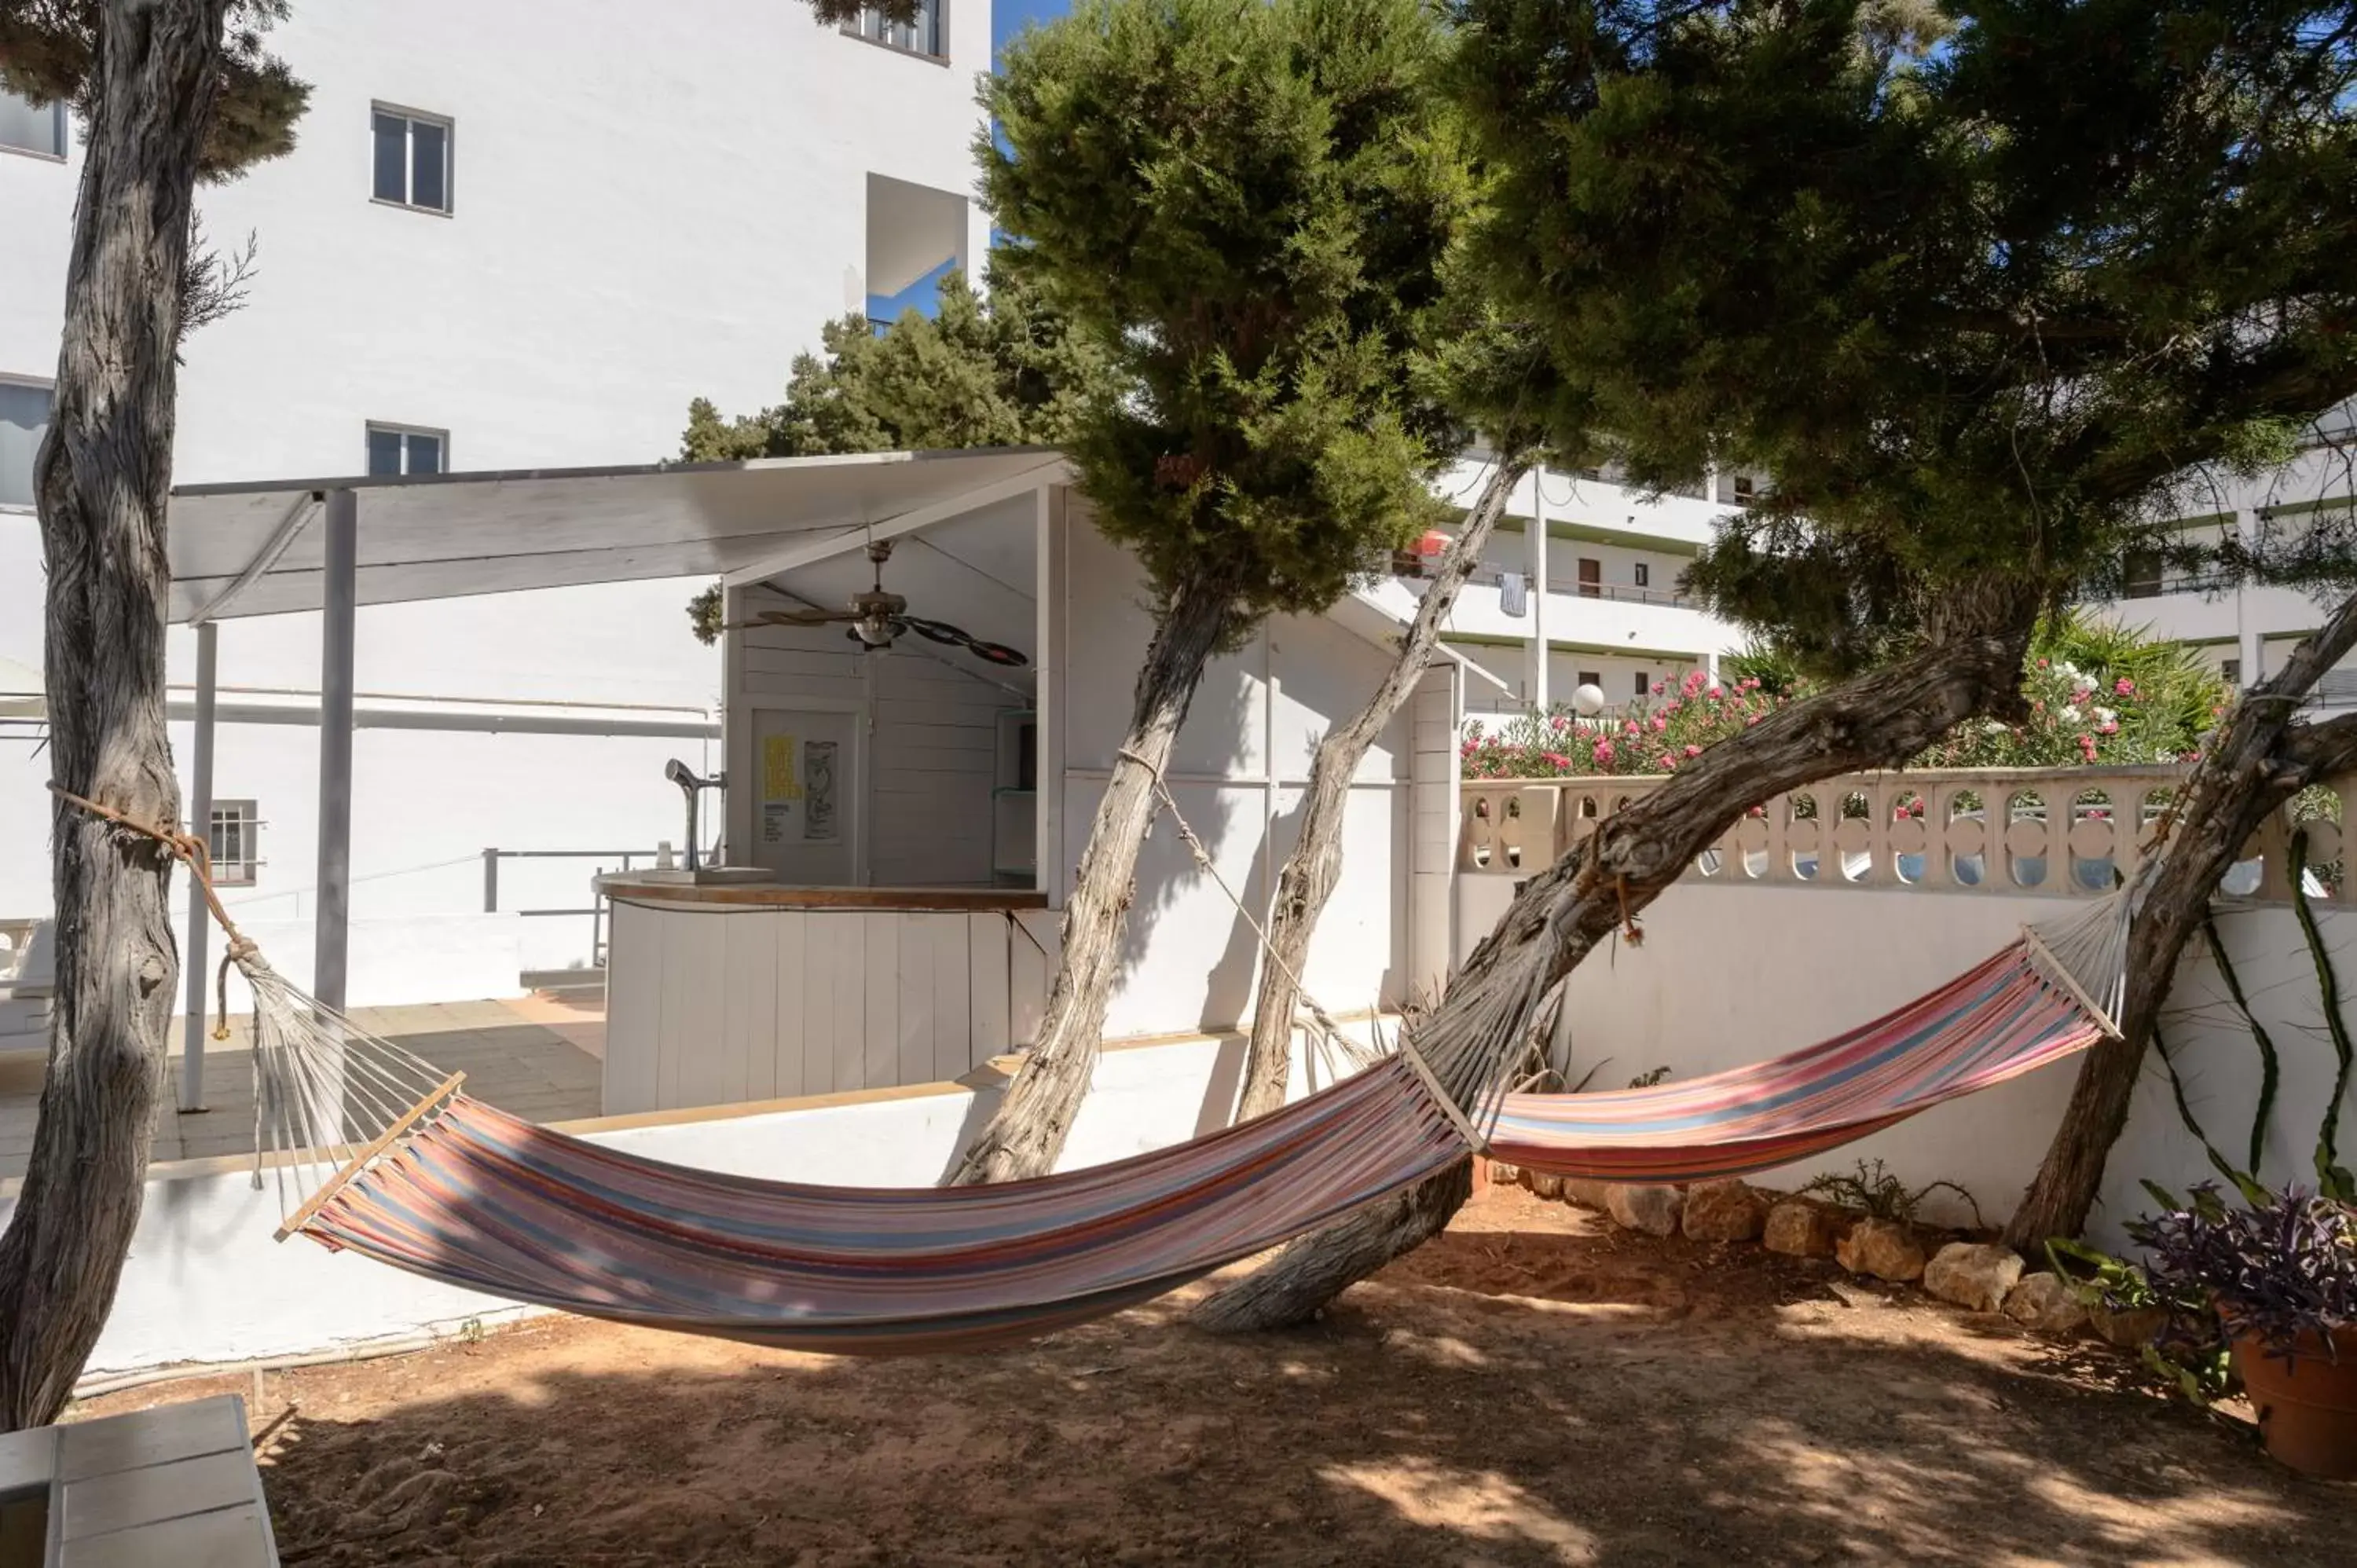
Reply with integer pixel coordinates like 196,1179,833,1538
2003,588,2357,1247
0,0,227,1432
948,572,1240,1185
1233,461,1527,1122
1197,586,2043,1332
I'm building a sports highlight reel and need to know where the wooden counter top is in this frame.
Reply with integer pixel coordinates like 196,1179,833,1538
596,877,1050,912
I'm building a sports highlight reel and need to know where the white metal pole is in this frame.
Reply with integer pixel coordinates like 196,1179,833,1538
314,488,357,1015
178,620,217,1112
1528,467,1550,713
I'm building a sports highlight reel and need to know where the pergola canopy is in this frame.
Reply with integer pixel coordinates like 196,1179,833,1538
165,447,1067,624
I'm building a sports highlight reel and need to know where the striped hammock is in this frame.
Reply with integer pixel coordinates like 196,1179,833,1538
1487,943,2105,1185
247,909,2120,1355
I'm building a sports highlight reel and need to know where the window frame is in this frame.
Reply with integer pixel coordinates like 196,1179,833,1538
841,0,948,62
0,90,67,162
1632,562,1651,588
1575,670,1602,692
208,799,262,888
364,420,449,478
370,102,456,216
0,372,54,514
1633,670,1651,698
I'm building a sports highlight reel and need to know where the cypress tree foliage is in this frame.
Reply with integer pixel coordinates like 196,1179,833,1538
1206,0,2357,1325
945,0,1473,1185
678,263,1109,643
0,0,310,178
680,264,1106,463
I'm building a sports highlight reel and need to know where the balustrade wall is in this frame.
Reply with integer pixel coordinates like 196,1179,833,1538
1458,766,2351,901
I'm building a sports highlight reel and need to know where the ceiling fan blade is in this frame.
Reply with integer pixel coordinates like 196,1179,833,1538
900,616,1030,669
760,607,852,625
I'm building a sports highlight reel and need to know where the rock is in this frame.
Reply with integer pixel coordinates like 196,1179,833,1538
1563,1177,1615,1211
1487,1162,1521,1187
1681,1180,1769,1244
1529,1172,1565,1200
1604,1182,1684,1237
2002,1273,2091,1335
1923,1242,2023,1312
1764,1200,1843,1258
1834,1218,1927,1282
2089,1303,2170,1350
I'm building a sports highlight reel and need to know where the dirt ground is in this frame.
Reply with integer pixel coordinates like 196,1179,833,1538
75,1184,2350,1566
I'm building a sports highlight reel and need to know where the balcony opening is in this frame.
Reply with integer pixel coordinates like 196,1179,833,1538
863,173,969,327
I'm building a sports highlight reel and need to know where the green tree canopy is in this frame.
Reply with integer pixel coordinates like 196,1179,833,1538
680,262,1106,462
984,0,1473,632
0,0,310,178
1450,0,2357,675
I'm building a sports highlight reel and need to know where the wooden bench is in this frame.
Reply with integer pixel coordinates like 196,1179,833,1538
0,1394,278,1567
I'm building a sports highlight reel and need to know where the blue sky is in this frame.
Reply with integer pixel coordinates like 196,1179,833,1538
866,0,1072,322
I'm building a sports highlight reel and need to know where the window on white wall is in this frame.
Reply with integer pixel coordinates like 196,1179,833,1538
0,89,65,158
1633,670,1650,698
1633,562,1651,588
208,800,261,886
365,423,445,476
372,105,452,213
0,379,51,511
849,0,942,57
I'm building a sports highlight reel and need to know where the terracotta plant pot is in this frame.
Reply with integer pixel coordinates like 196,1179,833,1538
2234,1328,2357,1479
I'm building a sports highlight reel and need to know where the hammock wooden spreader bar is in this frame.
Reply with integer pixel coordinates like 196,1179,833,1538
46,781,2135,1357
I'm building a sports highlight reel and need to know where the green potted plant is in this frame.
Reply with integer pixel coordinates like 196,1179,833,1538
2126,1183,2357,1478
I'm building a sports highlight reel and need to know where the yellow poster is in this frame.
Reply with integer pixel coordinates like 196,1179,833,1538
763,734,803,801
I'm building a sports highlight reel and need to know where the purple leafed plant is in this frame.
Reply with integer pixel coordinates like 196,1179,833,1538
2128,1184,2357,1363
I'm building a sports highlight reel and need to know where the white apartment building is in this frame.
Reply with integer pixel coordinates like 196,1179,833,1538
1398,458,1749,730
0,1,992,998
2087,411,2357,702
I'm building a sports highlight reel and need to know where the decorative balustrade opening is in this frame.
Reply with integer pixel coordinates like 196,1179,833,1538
1458,767,2344,903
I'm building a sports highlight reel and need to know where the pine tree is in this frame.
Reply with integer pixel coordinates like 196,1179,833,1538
1204,0,2357,1328
945,0,1474,1184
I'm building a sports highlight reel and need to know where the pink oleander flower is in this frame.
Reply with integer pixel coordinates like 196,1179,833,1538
1592,740,1615,766
2115,677,2135,697
1659,755,1678,771
1683,669,1707,694
1623,720,1641,736
1707,684,1724,699
1651,716,1668,732
1550,714,1569,732
1683,744,1702,758
2098,720,2118,735
2037,658,2049,668
1746,714,1762,726
1651,681,1666,695
1541,750,1571,768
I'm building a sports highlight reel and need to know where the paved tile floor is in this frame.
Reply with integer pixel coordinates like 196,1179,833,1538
0,990,606,1181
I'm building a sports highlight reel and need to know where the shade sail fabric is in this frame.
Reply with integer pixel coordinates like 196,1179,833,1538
1486,944,2102,1184
302,1056,1468,1354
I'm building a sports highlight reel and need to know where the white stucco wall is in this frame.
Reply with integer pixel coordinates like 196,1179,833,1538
1049,513,1415,1040
1457,877,2357,1247
6,1023,1367,1378
0,3,990,973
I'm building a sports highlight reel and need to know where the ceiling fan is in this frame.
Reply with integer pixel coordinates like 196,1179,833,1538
728,540,1029,668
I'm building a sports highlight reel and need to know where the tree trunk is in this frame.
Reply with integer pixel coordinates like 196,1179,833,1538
1234,461,1527,1122
1197,590,2043,1331
0,0,227,1432
947,571,1241,1185
2003,588,2357,1248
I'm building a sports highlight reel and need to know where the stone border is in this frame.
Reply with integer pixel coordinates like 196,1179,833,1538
1486,1161,2143,1346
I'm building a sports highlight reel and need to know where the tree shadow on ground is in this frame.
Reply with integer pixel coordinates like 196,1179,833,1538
148,1208,2344,1568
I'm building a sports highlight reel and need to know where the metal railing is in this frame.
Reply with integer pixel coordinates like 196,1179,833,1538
481,848,663,973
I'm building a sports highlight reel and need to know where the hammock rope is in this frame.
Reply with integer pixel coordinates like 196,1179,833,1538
43,779,2141,1357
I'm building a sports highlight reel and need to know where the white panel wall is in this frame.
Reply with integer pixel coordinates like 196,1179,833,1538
1051,513,1413,1039
728,592,1016,888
